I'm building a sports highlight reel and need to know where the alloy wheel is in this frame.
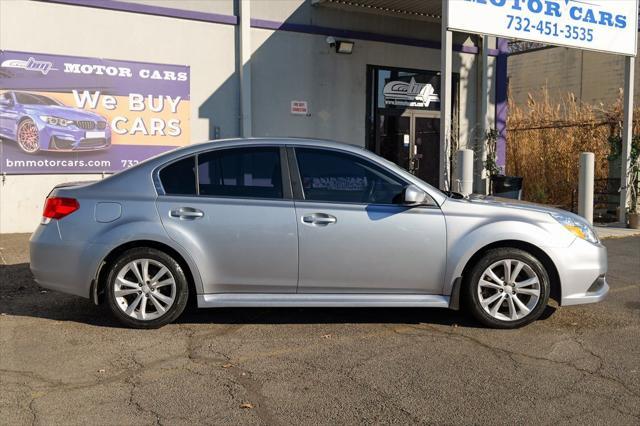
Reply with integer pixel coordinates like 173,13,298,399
18,120,40,153
477,259,541,322
113,259,177,321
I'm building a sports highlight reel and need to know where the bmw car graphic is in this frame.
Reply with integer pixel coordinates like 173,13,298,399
0,91,111,153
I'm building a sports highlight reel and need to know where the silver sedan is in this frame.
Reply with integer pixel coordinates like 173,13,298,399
29,138,608,329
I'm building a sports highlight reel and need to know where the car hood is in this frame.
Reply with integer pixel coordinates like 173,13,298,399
24,105,106,121
464,194,576,217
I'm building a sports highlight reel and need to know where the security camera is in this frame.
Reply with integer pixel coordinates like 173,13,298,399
326,36,336,47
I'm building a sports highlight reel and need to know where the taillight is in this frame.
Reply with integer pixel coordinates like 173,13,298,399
42,197,79,220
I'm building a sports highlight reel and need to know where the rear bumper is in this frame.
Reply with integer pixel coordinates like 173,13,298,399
29,222,105,299
548,238,609,306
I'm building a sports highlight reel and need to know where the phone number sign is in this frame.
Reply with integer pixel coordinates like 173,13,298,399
447,0,639,56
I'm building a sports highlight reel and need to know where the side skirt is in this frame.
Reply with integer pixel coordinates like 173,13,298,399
197,293,451,308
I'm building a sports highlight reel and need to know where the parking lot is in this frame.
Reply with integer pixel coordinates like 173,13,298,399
0,233,638,425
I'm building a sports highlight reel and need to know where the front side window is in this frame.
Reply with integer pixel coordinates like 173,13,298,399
295,148,406,204
197,147,283,199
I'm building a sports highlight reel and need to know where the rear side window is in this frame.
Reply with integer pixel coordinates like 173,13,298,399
295,148,406,204
197,147,283,199
159,156,196,195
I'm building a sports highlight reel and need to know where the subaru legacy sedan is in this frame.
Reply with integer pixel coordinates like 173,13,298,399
30,138,608,329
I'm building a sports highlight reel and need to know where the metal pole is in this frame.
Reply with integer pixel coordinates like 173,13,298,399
619,56,635,224
239,0,252,137
440,0,452,191
578,152,595,224
456,149,474,196
477,35,490,194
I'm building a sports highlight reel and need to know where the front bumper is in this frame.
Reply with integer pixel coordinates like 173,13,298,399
548,237,609,306
37,121,111,151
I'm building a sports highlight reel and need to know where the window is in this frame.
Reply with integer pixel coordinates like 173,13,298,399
15,92,61,106
159,156,196,196
295,148,406,204
197,147,283,199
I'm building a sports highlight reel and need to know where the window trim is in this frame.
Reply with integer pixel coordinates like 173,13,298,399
289,145,428,207
155,145,292,201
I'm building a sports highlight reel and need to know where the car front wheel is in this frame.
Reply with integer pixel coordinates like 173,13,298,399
17,119,40,154
106,248,189,329
465,248,551,329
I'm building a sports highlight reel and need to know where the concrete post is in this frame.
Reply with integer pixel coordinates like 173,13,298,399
579,152,595,224
456,149,474,196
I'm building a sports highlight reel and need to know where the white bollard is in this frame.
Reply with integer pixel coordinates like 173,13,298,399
456,149,474,196
578,152,595,224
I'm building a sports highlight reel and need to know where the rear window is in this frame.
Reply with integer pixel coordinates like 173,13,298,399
197,147,283,199
159,156,196,196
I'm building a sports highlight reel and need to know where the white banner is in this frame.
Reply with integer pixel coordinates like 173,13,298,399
447,0,639,56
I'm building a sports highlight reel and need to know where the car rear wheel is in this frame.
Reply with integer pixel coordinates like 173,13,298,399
17,119,40,154
465,248,550,329
106,248,189,329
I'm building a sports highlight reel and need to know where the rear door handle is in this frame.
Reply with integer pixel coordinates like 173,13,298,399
169,207,204,220
302,213,337,226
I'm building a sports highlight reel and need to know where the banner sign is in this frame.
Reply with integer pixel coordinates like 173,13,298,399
0,50,190,174
383,77,440,108
447,0,639,56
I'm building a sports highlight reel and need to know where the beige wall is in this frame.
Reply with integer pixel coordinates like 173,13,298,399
119,0,235,16
0,0,237,233
508,35,640,107
0,0,495,233
250,28,486,149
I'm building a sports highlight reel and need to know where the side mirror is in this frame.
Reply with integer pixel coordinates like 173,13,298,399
402,184,431,206
0,98,11,107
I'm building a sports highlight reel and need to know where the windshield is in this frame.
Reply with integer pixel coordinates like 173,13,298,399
15,92,61,106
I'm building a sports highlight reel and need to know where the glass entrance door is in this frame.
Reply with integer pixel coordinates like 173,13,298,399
412,113,440,187
366,65,457,189
375,114,411,172
376,111,440,187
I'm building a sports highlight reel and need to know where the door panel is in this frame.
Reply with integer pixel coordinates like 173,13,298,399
295,202,447,293
155,147,298,294
157,197,299,293
292,146,447,294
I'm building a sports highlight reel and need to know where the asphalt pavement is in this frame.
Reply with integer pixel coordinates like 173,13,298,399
1,233,639,425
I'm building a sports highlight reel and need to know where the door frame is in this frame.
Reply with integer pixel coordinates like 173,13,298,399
401,110,440,177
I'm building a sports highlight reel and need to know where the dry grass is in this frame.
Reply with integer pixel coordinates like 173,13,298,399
506,89,632,208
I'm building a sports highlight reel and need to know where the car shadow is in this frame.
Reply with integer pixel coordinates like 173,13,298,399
0,262,556,329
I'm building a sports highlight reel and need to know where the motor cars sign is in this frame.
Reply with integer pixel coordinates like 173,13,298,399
447,0,639,56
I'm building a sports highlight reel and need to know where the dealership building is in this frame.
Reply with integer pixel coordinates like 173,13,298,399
0,0,507,233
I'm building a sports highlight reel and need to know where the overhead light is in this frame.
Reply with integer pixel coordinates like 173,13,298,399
335,40,354,54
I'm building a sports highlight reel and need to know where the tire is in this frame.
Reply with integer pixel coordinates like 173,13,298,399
464,248,550,329
17,119,40,154
105,247,189,329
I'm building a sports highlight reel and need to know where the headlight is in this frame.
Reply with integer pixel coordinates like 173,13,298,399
39,115,74,127
550,212,599,244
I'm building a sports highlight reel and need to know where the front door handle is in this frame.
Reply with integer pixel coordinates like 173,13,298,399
169,207,204,220
302,213,337,226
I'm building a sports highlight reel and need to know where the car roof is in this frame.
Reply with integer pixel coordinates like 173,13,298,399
182,137,361,150
155,137,369,159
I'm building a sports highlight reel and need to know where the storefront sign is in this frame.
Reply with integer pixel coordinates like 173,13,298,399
291,100,308,115
0,50,190,174
383,77,439,108
447,0,639,56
